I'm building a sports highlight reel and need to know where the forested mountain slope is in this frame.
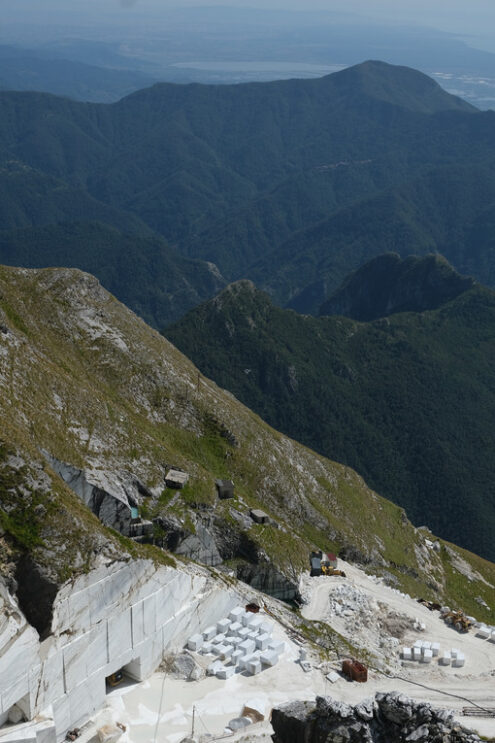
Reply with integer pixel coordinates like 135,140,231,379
2,61,495,325
3,264,494,623
166,263,495,562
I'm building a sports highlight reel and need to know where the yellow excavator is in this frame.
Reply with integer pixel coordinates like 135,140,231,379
441,609,473,633
321,565,346,577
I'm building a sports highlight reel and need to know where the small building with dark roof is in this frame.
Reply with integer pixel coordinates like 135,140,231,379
215,479,235,499
165,469,189,489
321,552,338,568
250,509,269,524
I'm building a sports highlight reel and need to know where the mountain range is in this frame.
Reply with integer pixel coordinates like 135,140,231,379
1,263,494,633
2,61,495,327
166,255,495,563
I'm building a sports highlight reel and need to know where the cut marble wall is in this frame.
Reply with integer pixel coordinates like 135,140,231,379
0,560,238,743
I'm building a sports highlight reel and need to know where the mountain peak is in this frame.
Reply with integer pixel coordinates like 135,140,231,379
327,60,476,114
319,253,476,321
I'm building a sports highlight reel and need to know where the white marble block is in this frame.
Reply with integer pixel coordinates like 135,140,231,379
249,616,264,632
241,612,253,627
246,659,262,675
422,649,433,663
453,653,465,667
238,627,251,640
228,622,242,636
402,647,412,660
203,626,216,641
229,607,244,622
216,665,235,679
207,661,223,676
219,644,234,660
413,647,422,661
260,650,279,667
255,633,270,650
431,642,440,657
212,643,226,656
239,639,256,655
187,634,203,652
268,640,285,655
440,652,451,666
217,618,231,634
231,649,243,666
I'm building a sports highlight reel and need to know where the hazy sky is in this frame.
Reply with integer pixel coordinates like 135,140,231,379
2,0,495,42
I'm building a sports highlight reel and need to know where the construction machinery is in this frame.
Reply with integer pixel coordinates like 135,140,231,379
106,670,124,687
441,608,473,632
321,565,346,578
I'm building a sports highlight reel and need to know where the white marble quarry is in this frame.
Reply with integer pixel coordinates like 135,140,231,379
0,560,238,743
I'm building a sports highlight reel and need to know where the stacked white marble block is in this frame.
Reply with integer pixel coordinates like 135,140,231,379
475,624,495,641
186,606,284,678
402,640,440,664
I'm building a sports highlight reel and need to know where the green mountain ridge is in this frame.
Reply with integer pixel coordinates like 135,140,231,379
0,61,494,327
319,253,475,321
165,266,495,563
1,264,494,627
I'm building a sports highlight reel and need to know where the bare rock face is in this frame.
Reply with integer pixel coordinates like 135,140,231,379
271,693,482,743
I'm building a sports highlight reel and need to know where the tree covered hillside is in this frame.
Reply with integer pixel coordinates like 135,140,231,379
165,263,495,562
2,61,495,325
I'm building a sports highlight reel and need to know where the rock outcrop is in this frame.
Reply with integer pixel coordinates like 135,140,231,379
271,693,482,743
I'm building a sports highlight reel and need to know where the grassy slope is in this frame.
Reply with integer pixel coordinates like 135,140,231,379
0,265,493,622
165,279,495,565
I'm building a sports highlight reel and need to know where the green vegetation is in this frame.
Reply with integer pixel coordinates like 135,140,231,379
166,274,495,563
2,61,495,327
1,262,494,619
